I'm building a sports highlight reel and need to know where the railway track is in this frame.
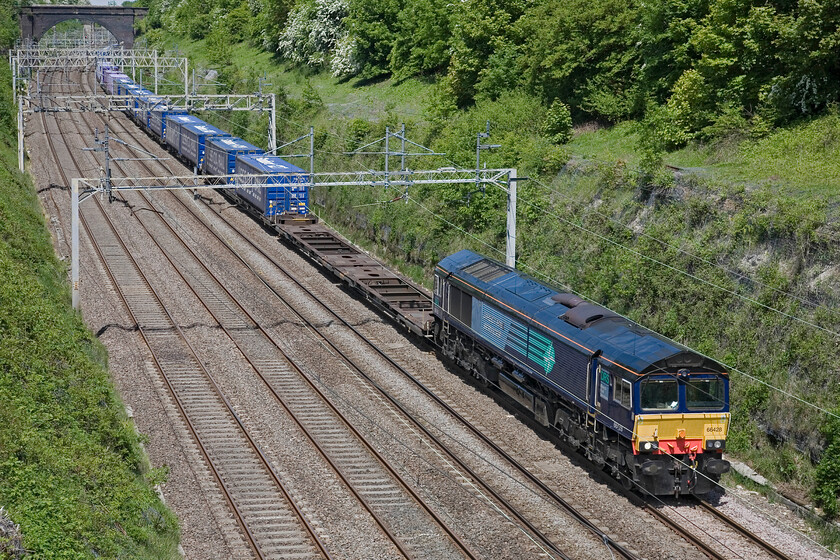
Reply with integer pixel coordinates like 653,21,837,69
65,67,631,558
86,99,570,560
694,498,792,560
63,67,488,559
145,160,637,559
627,495,795,560
151,124,811,560
115,185,482,559
38,68,333,560
38,64,604,559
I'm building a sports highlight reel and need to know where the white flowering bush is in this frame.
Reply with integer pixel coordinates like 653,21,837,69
331,33,360,77
277,0,349,69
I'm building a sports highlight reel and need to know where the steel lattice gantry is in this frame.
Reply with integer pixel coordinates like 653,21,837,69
22,93,275,114
68,167,518,307
11,46,189,99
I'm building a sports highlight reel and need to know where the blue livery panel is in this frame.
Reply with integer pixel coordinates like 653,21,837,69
469,298,589,403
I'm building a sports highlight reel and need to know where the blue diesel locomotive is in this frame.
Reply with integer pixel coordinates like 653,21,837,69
433,250,730,495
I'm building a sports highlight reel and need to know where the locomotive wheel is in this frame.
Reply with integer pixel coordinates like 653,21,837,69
619,468,634,491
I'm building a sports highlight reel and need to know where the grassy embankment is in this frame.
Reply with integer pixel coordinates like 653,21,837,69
151,35,840,535
0,38,180,560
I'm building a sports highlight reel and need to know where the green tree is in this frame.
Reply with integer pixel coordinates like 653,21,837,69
515,0,641,121
690,1,783,112
0,0,18,51
447,0,527,107
250,0,298,50
388,0,452,80
773,0,840,118
344,0,403,78
635,0,709,103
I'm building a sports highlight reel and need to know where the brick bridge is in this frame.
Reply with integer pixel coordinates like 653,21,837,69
19,5,149,48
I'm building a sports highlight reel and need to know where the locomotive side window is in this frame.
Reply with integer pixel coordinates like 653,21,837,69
640,378,678,410
686,378,725,410
613,378,632,409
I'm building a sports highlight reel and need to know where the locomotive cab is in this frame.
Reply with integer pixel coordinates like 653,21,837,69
631,372,730,495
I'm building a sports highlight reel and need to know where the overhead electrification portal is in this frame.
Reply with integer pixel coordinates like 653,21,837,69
69,167,519,308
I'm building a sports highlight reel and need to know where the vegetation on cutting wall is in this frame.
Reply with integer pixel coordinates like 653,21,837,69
0,4,181,558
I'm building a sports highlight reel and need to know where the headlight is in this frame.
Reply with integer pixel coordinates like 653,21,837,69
640,441,658,452
706,440,725,451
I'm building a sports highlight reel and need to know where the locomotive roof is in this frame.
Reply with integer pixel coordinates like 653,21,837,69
437,250,727,378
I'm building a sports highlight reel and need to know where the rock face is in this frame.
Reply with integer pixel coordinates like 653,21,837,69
730,460,770,486
0,507,24,559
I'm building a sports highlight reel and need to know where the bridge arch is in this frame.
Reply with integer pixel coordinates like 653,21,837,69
19,6,148,48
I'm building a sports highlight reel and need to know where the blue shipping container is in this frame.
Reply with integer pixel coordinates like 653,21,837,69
234,154,308,216
96,63,118,83
105,73,128,94
204,137,263,181
164,114,204,155
130,90,153,120
179,121,230,169
149,105,187,140
138,95,166,129
114,77,134,96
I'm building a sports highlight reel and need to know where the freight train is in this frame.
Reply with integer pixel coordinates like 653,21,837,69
97,60,730,496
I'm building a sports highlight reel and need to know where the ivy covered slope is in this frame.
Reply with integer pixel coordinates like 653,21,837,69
0,7,180,560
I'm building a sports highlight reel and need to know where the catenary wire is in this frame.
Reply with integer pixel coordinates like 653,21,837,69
530,176,839,320
483,182,840,422
486,180,840,339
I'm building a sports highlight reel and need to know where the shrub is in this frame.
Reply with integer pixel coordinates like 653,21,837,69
665,69,713,144
542,99,573,145
814,414,840,518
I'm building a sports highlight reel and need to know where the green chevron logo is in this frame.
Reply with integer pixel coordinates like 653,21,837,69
528,331,556,375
